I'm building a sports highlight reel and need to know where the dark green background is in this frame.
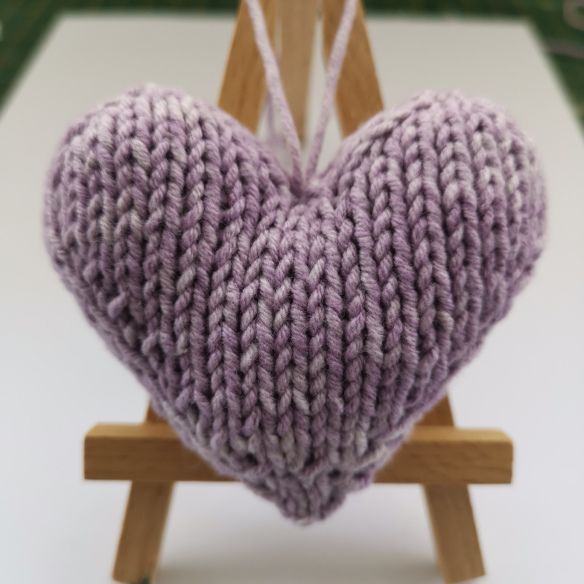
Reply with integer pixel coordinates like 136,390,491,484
0,1,582,127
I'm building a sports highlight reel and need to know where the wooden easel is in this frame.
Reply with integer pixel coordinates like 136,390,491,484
84,2,513,582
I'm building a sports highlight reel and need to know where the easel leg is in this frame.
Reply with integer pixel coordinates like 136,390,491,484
111,3,275,579
421,398,485,583
112,406,174,584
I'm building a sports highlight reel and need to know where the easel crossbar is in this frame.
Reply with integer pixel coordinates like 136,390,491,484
84,423,512,484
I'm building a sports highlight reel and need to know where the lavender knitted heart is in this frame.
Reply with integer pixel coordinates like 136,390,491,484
45,83,545,521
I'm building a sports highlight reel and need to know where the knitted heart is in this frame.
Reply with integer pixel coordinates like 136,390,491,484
44,0,545,522
45,83,545,521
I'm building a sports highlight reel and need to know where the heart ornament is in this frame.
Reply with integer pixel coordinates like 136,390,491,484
44,0,545,522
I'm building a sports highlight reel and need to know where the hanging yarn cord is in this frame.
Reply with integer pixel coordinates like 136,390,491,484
244,0,358,192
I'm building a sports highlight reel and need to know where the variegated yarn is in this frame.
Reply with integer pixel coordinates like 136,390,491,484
44,0,545,521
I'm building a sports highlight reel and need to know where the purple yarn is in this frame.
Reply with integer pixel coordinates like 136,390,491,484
44,85,545,521
44,2,545,522
244,0,359,185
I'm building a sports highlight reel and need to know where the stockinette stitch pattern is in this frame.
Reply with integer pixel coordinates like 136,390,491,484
44,0,545,522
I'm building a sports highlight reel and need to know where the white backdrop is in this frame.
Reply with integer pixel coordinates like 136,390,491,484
0,14,583,583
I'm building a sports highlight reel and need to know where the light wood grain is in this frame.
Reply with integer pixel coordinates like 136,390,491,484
85,422,512,484
112,406,174,583
218,0,276,131
278,0,319,141
421,396,455,426
421,398,487,583
322,0,383,135
113,479,173,583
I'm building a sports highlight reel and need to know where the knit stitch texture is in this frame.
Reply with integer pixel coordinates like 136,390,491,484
44,85,545,521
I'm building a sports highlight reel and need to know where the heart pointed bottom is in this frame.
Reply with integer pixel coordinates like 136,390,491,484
157,395,409,522
45,85,545,522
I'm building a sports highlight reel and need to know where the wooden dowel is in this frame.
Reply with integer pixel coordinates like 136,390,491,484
85,423,512,485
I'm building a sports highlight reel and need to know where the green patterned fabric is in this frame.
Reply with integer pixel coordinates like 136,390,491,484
0,0,582,126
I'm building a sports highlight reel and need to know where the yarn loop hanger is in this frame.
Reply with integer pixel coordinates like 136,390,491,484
244,0,359,194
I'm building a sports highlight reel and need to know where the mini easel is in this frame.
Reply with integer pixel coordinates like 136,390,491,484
84,2,513,583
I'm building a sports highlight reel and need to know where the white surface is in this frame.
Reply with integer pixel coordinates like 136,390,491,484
1,14,583,584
